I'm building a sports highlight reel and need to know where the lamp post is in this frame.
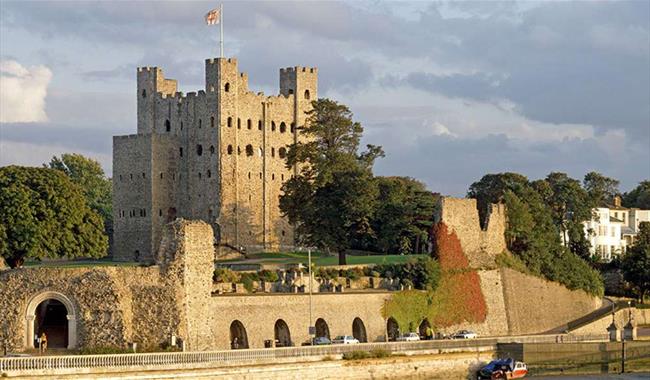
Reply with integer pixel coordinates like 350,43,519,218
308,248,314,342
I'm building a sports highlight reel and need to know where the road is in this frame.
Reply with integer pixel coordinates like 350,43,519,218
534,373,650,379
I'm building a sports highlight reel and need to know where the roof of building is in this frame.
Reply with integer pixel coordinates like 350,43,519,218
621,226,636,235
610,216,624,223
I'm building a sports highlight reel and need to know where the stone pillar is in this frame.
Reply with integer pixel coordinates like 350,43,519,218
66,314,77,349
25,315,35,349
607,321,621,342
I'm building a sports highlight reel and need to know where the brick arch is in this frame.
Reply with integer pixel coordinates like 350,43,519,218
25,291,78,349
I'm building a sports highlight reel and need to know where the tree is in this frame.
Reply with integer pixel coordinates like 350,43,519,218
622,222,650,302
365,177,436,254
583,171,620,207
467,172,529,227
0,166,108,268
46,153,112,230
623,180,650,209
280,99,383,265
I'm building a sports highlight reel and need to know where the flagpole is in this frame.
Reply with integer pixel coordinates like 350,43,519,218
220,3,224,58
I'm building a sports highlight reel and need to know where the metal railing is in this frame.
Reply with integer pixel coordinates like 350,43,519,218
0,333,608,374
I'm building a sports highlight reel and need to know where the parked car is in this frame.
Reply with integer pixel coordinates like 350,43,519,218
477,358,528,380
396,332,421,341
452,330,477,339
312,336,332,345
332,335,359,344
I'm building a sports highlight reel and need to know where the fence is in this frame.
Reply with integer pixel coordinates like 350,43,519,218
0,333,608,374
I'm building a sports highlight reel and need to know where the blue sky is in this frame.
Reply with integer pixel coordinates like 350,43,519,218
0,1,648,195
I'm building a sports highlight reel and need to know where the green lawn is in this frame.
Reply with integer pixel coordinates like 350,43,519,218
223,251,426,267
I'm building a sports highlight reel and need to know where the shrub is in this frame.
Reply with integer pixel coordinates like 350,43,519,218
343,350,371,360
258,269,279,283
239,272,259,292
78,346,132,355
369,348,390,358
213,268,240,283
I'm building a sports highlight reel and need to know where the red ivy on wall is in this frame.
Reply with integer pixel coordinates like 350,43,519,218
429,222,488,327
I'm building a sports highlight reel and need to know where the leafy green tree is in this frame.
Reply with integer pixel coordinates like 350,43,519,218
622,222,650,302
467,172,529,227
280,99,383,265
365,177,436,254
583,171,620,207
623,180,650,209
46,153,112,229
534,172,592,253
0,166,108,268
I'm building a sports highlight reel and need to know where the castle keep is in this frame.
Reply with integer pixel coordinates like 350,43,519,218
113,58,318,261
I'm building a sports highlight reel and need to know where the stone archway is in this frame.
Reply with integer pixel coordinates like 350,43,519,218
315,318,330,339
352,317,367,343
25,291,77,349
387,317,399,342
419,319,432,340
229,320,249,349
274,319,292,347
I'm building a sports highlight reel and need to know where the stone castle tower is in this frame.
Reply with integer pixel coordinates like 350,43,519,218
112,57,318,261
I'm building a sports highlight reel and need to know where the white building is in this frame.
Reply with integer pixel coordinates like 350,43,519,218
584,197,650,261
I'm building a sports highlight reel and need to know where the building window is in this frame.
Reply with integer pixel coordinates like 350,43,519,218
210,145,215,154
160,172,163,179
227,145,233,155
271,147,275,157
279,147,287,158
198,119,202,129
271,121,276,131
288,89,294,95
258,147,263,156
237,146,241,155
142,172,146,178
280,122,286,133
180,147,184,157
304,89,310,100
272,173,275,180
159,209,162,216
245,144,253,156
224,82,230,92
197,144,203,156
227,117,232,127
290,123,296,133
207,170,212,178
259,172,262,179
119,175,123,181
258,120,262,130
165,119,171,132
247,119,252,129
198,172,202,179
237,118,241,129
248,172,251,179
180,121,184,130
130,173,133,180
249,194,252,202
281,174,284,181
141,89,147,98
211,116,215,128
281,230,286,236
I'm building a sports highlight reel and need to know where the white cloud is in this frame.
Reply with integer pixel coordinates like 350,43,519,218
0,60,52,123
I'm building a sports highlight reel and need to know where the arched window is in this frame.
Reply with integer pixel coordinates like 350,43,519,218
237,118,241,129
280,122,286,133
227,117,232,128
224,82,230,92
304,89,310,100
141,89,147,98
274,319,292,347
315,318,330,339
278,147,287,158
229,320,248,349
227,145,233,155
352,318,368,343
258,120,262,130
210,145,215,154
210,116,215,128
247,119,252,129
245,144,253,156
271,121,276,131
290,123,296,133
165,119,171,132
196,144,203,156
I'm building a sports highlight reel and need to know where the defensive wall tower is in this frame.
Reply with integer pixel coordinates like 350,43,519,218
113,57,318,262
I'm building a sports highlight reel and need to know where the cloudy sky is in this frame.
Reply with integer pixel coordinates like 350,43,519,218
0,1,648,195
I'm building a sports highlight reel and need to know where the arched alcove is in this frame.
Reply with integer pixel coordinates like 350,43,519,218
274,319,292,347
25,291,77,349
419,319,431,340
387,317,399,342
229,320,249,349
315,318,330,339
352,317,367,343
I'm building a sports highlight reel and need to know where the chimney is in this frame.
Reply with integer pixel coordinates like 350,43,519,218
614,195,622,208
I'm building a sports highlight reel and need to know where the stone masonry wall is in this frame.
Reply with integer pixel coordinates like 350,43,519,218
435,197,506,268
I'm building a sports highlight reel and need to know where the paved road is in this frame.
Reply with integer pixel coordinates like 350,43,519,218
533,373,650,379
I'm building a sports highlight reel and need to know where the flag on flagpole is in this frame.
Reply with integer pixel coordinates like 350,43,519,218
205,8,220,25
